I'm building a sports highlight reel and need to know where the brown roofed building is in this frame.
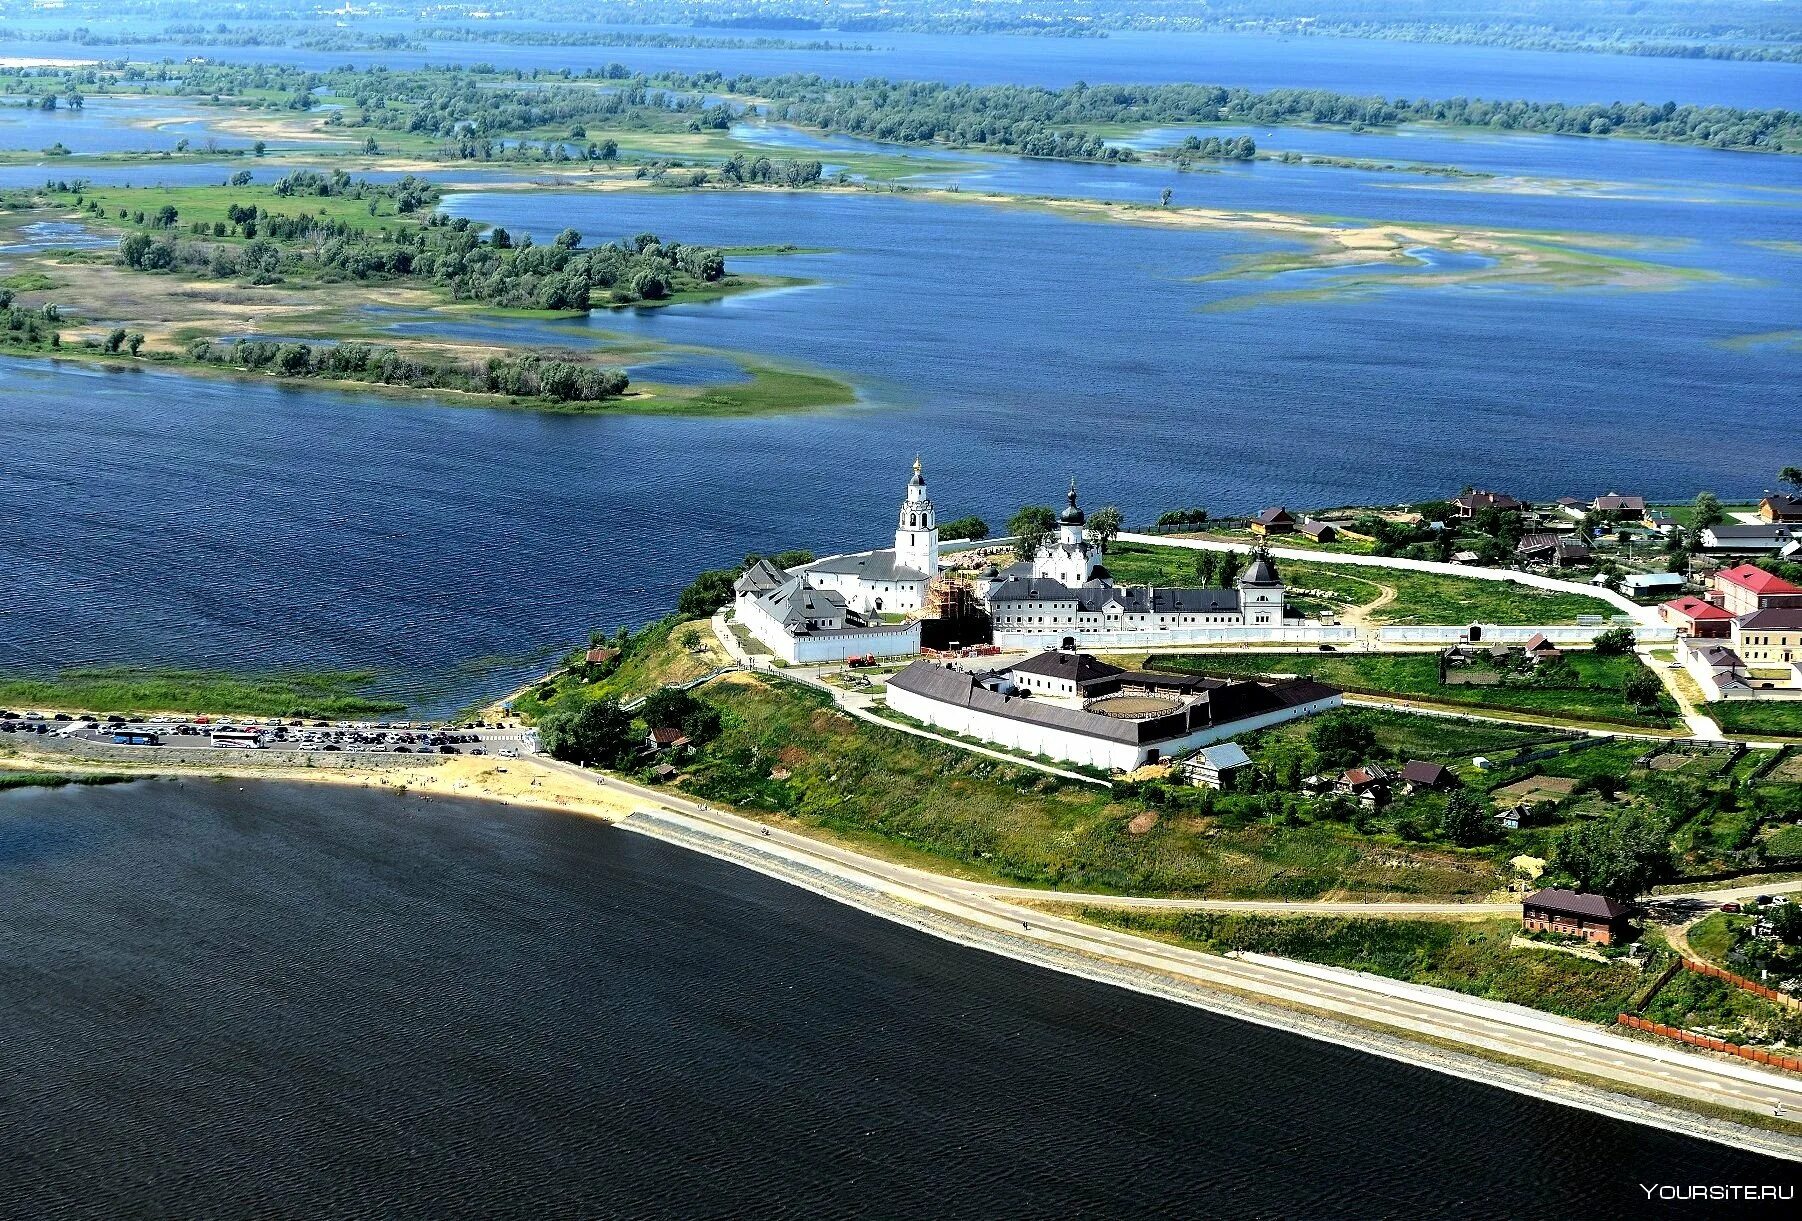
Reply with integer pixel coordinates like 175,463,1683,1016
1453,489,1525,518
1398,760,1453,793
1251,507,1296,536
1761,494,1802,524
1522,889,1632,945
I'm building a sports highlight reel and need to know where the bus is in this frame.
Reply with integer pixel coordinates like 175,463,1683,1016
211,729,262,748
111,729,161,746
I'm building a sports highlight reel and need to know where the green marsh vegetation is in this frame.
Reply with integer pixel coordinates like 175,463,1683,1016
0,667,405,718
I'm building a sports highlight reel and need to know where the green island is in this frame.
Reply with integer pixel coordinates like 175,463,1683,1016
0,174,854,415
0,667,405,719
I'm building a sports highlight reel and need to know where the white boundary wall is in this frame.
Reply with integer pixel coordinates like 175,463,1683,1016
995,624,1358,650
1378,624,1678,645
886,682,1342,772
1117,532,1662,625
736,601,920,664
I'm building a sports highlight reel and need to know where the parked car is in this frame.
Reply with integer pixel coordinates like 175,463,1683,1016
1721,902,1740,913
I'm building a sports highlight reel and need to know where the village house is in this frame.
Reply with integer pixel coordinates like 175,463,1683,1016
645,727,691,754
1452,489,1525,518
1335,764,1391,808
1397,760,1455,795
1181,742,1254,790
1621,571,1686,599
1522,889,1633,945
1250,506,1296,536
1761,493,1802,524
1591,492,1646,515
1297,519,1338,543
1659,595,1734,639
1700,522,1799,555
1516,533,1591,568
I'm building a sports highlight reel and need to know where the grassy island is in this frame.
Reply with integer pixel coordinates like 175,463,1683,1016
0,175,854,416
0,667,405,719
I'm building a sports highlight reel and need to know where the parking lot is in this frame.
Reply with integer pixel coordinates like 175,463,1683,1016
0,709,538,758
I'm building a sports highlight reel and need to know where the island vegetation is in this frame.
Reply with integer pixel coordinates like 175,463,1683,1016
0,667,405,718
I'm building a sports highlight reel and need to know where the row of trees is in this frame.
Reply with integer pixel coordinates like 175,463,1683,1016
184,338,630,404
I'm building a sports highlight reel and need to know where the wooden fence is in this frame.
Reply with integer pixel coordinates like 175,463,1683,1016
1616,1014,1802,1072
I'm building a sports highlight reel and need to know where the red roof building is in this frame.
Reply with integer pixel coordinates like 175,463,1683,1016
1713,564,1802,617
1660,595,1735,639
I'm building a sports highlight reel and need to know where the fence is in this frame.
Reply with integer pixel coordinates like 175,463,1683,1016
1616,1013,1802,1073
1682,956,1799,1009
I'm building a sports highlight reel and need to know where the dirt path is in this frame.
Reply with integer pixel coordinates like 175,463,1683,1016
1336,574,1397,631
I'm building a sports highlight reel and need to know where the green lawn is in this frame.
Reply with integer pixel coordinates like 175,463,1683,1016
0,667,405,718
1713,703,1802,740
1079,910,1643,1024
1146,650,1682,730
670,670,1498,899
1685,912,1743,967
1104,541,1616,625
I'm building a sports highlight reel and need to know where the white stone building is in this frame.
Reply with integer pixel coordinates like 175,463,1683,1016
976,483,1325,648
885,649,1341,772
800,457,940,615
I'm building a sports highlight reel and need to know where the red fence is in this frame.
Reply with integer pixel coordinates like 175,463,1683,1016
1681,956,1795,1007
1617,1013,1802,1073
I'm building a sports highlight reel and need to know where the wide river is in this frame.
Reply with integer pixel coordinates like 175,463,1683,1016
1,778,1793,1216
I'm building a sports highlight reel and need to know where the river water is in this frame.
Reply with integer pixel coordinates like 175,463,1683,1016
1,33,1799,711
2,19,1798,108
0,779,1792,1217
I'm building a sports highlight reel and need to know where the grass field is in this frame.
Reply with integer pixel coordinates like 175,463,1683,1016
1143,650,1682,729
1103,541,1615,625
1713,702,1802,740
677,672,1499,898
0,667,405,718
1077,909,1643,1024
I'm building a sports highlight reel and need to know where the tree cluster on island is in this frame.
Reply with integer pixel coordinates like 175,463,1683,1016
87,174,730,311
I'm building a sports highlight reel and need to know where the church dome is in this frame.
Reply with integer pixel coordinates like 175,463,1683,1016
1059,481,1085,526
909,455,926,487
1241,555,1280,586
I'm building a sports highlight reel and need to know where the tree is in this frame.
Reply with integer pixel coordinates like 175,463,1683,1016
1691,491,1724,531
1438,788,1492,847
539,698,635,768
1087,505,1123,550
1159,187,1172,207
1308,711,1376,772
490,226,511,249
1781,466,1802,494
1217,549,1244,587
124,331,144,356
1590,626,1636,656
640,688,721,744
103,327,126,353
1770,901,1802,946
1007,505,1056,562
1622,668,1664,710
677,566,742,617
1552,809,1673,899
939,515,989,542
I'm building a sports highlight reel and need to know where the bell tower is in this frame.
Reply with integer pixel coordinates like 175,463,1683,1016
895,456,939,576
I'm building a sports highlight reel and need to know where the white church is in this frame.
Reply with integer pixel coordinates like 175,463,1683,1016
732,458,942,663
733,459,1346,663
978,482,1330,649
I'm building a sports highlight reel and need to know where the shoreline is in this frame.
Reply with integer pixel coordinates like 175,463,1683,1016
7,746,1800,1159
